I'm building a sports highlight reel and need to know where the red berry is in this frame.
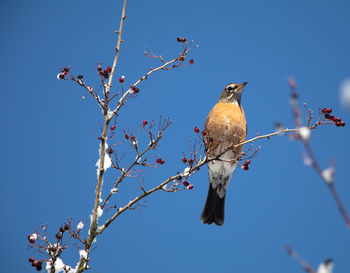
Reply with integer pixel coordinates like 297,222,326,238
189,59,194,64
32,260,39,267
58,73,65,79
107,147,113,154
157,158,165,164
333,117,341,122
142,120,148,127
130,135,135,141
97,65,102,71
29,257,35,263
336,122,342,127
183,181,190,187
111,125,116,130
36,263,42,271
326,108,332,114
56,232,62,240
242,165,249,171
59,227,65,233
188,158,194,166
27,234,36,244
133,87,140,93
187,184,194,190
106,66,112,73
119,76,125,83
321,108,327,114
194,126,200,133
182,157,187,163
201,130,207,136
125,134,129,139
340,121,345,127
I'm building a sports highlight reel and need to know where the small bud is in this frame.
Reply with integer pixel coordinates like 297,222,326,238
59,227,65,233
189,59,194,64
111,125,116,130
188,158,194,166
194,126,200,133
97,65,102,71
133,87,140,94
183,181,190,187
201,130,207,136
107,147,113,154
119,76,125,83
187,184,194,190
182,157,187,163
28,257,35,263
125,134,129,140
130,135,135,141
178,55,185,61
77,75,83,79
142,120,148,127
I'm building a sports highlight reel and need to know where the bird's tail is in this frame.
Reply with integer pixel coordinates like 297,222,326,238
200,184,226,226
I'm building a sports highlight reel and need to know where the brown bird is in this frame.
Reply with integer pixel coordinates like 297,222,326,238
200,82,247,226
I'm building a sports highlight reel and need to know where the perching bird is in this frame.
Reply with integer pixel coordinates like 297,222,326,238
200,82,247,226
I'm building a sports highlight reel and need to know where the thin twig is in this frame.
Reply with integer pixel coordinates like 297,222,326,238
285,244,317,273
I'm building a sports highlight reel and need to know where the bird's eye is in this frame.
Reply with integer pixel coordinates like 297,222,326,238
227,86,234,91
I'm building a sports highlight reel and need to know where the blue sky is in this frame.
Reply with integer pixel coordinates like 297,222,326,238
1,0,350,272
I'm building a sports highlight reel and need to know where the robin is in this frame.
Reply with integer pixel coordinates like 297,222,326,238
200,82,247,226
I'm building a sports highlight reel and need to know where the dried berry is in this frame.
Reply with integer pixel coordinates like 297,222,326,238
177,37,186,43
182,157,187,163
183,181,190,187
189,59,194,64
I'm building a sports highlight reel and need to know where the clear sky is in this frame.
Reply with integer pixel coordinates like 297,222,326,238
1,0,350,272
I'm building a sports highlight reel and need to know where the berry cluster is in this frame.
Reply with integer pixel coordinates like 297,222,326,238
177,37,187,43
57,67,70,80
241,159,250,171
28,257,42,271
97,65,112,79
322,108,345,127
156,158,165,165
182,180,194,190
194,126,207,136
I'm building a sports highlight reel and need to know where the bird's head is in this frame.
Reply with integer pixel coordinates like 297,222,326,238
218,82,247,105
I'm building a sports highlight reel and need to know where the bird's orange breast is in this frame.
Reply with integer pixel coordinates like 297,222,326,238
205,102,247,154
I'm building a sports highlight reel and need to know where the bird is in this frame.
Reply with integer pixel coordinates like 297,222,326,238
200,82,247,226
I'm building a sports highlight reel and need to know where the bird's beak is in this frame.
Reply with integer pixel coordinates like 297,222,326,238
238,82,248,90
